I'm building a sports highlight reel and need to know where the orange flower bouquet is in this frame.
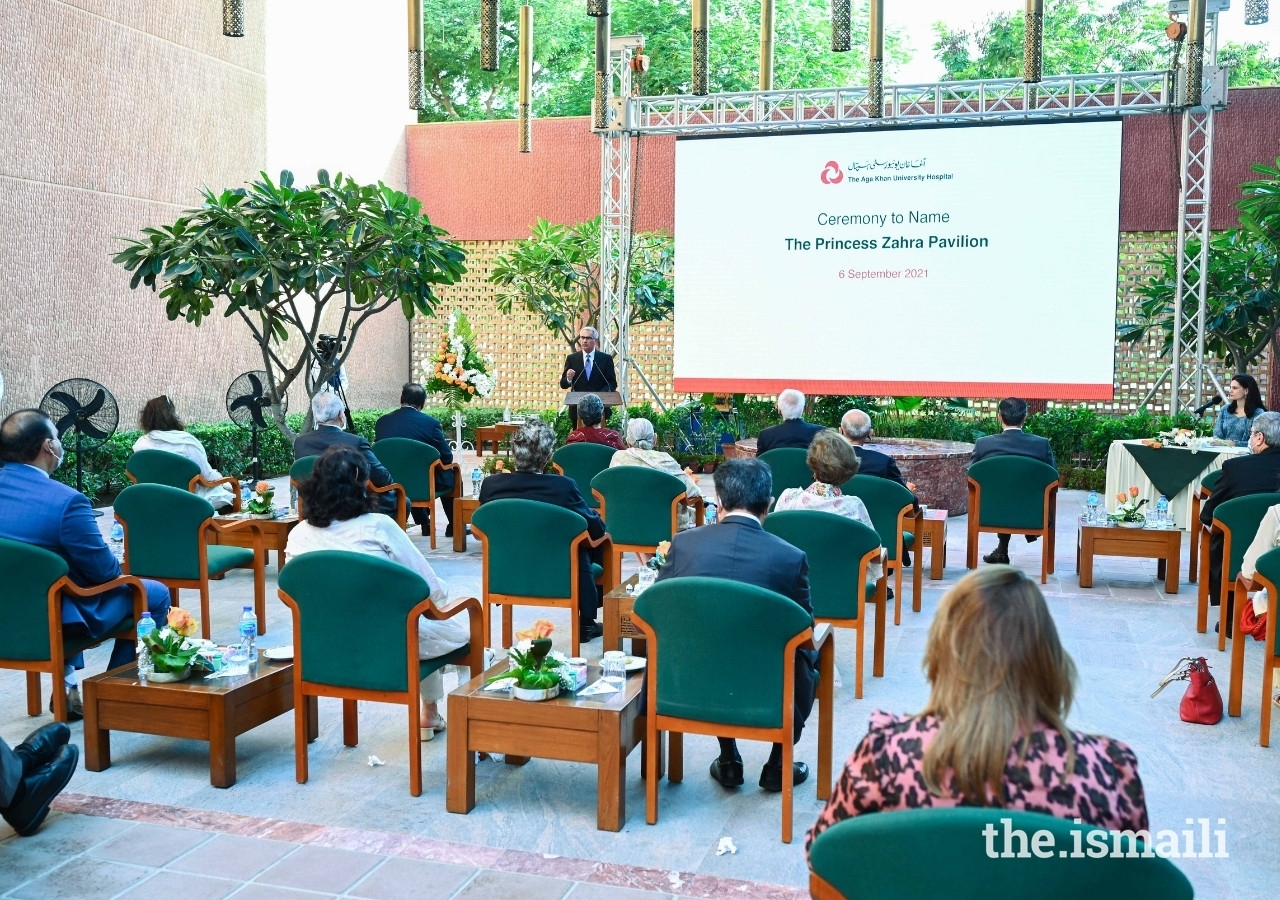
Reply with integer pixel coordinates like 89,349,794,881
141,608,211,675
1108,486,1148,525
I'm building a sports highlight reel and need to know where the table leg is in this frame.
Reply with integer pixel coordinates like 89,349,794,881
604,608,621,653
1157,558,1167,581
306,696,319,742
1229,597,1246,718
597,716,625,831
929,524,945,580
209,697,237,788
446,694,475,814
1164,537,1180,595
453,520,466,553
1078,530,1094,589
83,708,111,773
630,637,648,658
277,549,286,573
872,592,886,678
668,732,683,783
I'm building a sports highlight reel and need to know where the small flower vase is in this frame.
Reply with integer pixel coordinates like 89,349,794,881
149,664,193,683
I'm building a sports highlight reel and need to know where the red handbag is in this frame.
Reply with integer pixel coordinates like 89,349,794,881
1179,657,1223,725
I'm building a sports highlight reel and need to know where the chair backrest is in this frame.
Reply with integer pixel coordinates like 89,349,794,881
1251,545,1280,660
758,448,813,502
808,808,1192,900
0,538,68,661
472,498,588,598
290,455,319,484
1201,467,1224,493
633,576,812,729
966,456,1059,530
1214,492,1280,578
371,437,441,502
591,467,684,547
842,474,915,561
113,483,215,580
764,510,879,622
279,550,430,692
126,449,201,491
552,443,617,509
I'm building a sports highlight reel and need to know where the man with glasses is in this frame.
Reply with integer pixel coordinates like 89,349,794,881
559,326,617,428
1200,410,1280,633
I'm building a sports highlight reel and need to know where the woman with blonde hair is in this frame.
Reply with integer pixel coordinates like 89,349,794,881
806,566,1148,852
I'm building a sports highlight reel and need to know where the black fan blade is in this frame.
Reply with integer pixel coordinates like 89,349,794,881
48,391,82,437
230,393,270,429
78,389,107,420
247,372,264,397
78,419,112,441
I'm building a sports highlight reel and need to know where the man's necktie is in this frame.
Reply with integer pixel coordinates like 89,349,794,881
584,354,593,380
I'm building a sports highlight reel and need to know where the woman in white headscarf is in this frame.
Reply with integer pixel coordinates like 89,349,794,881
609,418,703,530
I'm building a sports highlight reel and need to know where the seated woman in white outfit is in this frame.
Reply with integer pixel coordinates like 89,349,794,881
774,429,884,583
285,446,468,741
132,395,236,512
1238,495,1280,641
609,418,703,530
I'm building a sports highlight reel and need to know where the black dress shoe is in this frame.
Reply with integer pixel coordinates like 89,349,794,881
14,723,70,776
578,621,603,641
3,744,79,836
442,525,472,538
759,760,809,793
709,758,744,788
982,550,1010,565
49,687,83,723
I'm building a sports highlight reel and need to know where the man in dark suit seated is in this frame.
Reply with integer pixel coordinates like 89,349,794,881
969,397,1057,565
295,392,398,517
840,408,918,500
375,383,461,537
0,410,171,720
0,725,78,837
560,326,617,428
1201,410,1280,630
654,458,818,794
478,419,608,642
755,389,824,454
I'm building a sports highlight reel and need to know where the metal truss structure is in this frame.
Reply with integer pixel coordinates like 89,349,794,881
597,34,1226,414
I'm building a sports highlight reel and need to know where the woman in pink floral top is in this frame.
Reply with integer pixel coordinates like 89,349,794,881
807,566,1148,853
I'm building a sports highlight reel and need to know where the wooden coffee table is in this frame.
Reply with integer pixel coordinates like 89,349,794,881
1077,522,1182,593
917,508,948,580
452,497,480,552
475,422,520,456
603,575,646,656
447,660,655,831
82,656,317,788
212,513,299,573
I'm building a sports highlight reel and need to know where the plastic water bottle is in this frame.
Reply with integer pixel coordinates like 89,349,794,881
241,483,253,505
471,466,483,499
705,502,717,525
503,407,511,423
136,611,156,684
109,520,125,562
1085,490,1100,525
238,606,258,661
1155,495,1170,529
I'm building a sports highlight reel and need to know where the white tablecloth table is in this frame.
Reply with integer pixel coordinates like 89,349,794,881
1103,440,1247,530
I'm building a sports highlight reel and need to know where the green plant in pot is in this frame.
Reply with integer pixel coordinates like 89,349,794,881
142,608,213,682
487,638,563,700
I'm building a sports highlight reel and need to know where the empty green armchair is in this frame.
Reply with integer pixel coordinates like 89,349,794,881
278,550,483,797
759,448,813,503
126,449,242,512
372,437,462,549
551,443,617,509
1189,467,1224,583
632,576,834,843
591,467,687,572
471,498,613,657
764,510,885,698
113,483,265,639
843,474,919,624
965,456,1059,584
808,808,1192,900
1200,491,1280,650
0,537,147,722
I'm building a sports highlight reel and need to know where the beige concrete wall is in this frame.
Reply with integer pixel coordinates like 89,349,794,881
0,0,269,425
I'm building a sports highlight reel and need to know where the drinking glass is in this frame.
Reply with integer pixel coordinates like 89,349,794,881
602,651,626,687
637,568,656,592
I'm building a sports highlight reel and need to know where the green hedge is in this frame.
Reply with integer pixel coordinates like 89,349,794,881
57,402,1208,504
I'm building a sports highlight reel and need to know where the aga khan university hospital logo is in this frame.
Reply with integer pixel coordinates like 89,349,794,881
820,160,844,184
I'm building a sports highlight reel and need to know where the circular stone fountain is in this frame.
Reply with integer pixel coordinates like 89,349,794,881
727,436,975,515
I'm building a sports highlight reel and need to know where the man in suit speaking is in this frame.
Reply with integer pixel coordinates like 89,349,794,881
970,397,1057,565
559,326,616,428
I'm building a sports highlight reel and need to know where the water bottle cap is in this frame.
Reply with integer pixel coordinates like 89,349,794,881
243,606,252,611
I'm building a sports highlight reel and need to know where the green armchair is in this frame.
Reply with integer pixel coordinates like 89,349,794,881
758,448,813,503
551,443,617,509
843,474,919,623
372,437,462,548
1188,467,1224,583
591,467,690,571
965,457,1060,584
1200,491,1280,650
126,449,242,511
1231,545,1280,745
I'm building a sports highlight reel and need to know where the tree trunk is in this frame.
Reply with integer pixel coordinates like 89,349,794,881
1270,330,1280,410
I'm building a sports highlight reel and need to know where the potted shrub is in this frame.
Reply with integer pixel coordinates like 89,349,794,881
487,638,563,701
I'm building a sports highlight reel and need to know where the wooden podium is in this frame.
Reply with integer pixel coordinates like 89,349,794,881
564,391,623,412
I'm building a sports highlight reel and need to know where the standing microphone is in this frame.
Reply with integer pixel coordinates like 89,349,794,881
1195,396,1223,416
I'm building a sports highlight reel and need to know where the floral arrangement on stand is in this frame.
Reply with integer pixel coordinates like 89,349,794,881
1109,486,1148,527
246,481,275,518
142,609,215,681
424,311,496,408
1158,427,1196,448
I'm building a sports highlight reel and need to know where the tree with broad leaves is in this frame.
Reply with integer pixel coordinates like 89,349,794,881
1237,157,1280,403
489,217,673,349
113,170,467,441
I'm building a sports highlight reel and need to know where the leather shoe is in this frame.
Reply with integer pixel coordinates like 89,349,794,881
2,744,78,836
578,621,603,641
982,550,1010,565
759,760,809,793
14,723,70,776
48,687,83,723
442,525,471,538
709,758,744,788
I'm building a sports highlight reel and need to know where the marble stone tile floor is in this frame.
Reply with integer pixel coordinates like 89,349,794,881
1,475,1277,898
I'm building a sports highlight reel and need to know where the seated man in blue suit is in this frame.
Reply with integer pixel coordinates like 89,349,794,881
970,397,1057,565
654,458,818,794
374,383,460,537
755,389,824,454
0,410,170,721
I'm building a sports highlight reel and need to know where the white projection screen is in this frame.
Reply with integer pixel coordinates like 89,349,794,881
672,119,1123,399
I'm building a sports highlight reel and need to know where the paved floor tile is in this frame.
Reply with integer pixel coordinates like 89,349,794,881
167,833,298,880
452,870,574,900
228,884,338,899
254,845,382,894
347,857,476,900
566,885,674,899
89,822,212,867
8,857,149,900
0,841,64,894
116,870,241,900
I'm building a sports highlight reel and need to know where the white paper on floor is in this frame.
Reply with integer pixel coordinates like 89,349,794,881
368,755,386,767
716,836,737,855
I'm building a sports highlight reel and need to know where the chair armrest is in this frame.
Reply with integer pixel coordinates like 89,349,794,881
195,475,242,511
62,575,149,628
681,495,706,527
585,532,617,590
801,622,833,652
370,482,408,529
209,518,262,536
551,463,564,475
428,595,482,621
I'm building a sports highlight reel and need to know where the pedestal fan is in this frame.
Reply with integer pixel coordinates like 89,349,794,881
39,378,120,497
227,371,286,482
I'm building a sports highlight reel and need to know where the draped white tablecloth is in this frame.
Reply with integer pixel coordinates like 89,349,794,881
1103,440,1246,530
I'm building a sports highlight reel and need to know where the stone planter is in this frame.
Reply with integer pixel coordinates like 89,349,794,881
513,684,560,701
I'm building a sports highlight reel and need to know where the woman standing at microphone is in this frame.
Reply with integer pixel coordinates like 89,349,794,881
1214,373,1266,446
